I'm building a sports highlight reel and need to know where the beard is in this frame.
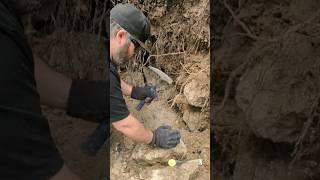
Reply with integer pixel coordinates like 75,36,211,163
112,41,131,66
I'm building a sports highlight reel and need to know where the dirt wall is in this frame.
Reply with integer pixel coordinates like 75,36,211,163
213,0,320,179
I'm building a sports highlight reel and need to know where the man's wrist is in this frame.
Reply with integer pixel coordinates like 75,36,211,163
131,86,139,99
129,86,133,97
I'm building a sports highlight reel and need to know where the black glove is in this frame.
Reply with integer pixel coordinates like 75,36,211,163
66,80,107,123
150,125,181,149
131,86,157,100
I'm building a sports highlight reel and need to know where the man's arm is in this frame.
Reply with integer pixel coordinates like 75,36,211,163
120,80,133,96
34,56,107,122
34,56,72,109
112,114,153,144
112,114,181,148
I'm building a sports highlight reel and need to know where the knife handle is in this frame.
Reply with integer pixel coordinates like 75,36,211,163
136,100,146,111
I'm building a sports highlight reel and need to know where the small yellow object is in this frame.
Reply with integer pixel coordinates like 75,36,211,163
168,159,176,167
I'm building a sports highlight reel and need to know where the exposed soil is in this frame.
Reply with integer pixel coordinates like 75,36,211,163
110,0,210,179
212,0,320,179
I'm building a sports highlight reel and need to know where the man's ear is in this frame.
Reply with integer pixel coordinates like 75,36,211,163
115,30,128,44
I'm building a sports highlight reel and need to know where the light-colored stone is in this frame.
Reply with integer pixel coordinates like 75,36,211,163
139,159,201,180
183,76,209,108
131,140,187,165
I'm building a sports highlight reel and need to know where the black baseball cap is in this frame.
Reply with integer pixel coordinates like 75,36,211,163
111,3,151,53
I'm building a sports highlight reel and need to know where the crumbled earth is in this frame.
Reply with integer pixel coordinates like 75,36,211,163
110,0,210,179
213,0,320,179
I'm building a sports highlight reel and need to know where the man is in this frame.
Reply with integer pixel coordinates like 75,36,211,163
0,0,106,179
110,4,181,149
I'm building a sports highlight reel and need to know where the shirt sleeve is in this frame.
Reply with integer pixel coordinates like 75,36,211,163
110,70,130,122
0,3,64,179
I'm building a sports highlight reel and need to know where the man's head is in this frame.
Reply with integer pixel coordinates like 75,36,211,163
110,3,151,65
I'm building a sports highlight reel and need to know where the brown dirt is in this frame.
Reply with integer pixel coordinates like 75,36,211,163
213,0,320,179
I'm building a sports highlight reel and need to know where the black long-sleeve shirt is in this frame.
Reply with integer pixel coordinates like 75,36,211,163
0,1,63,179
110,62,130,122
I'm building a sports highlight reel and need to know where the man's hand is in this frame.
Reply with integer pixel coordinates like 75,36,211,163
131,86,157,100
150,125,181,149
